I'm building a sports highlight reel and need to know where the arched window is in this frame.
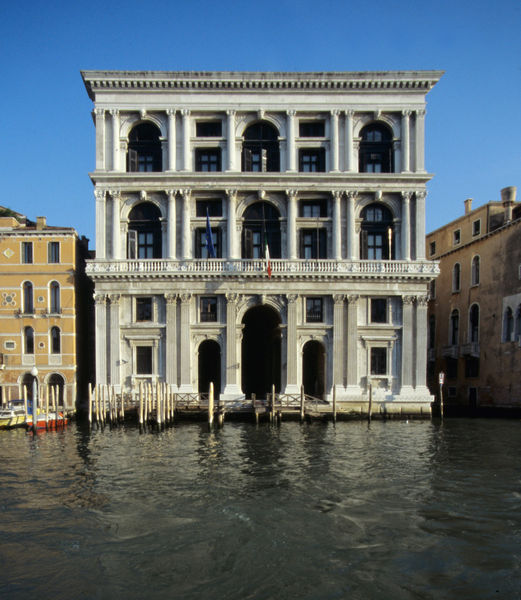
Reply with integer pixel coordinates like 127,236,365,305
515,305,521,341
450,309,459,345
359,123,393,173
242,201,281,259
50,281,60,313
23,281,33,314
471,256,480,286
24,326,34,354
452,263,461,292
50,326,61,354
429,315,436,349
504,307,514,342
360,203,394,260
127,122,162,172
127,202,162,259
242,122,280,172
469,304,479,343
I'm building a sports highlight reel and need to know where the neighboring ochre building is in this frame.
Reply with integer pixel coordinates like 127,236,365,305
426,186,521,411
82,69,442,416
0,210,91,408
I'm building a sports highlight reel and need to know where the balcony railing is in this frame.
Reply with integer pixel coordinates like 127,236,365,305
86,258,439,277
460,342,480,358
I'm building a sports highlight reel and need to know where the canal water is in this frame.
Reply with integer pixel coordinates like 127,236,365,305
1,419,520,600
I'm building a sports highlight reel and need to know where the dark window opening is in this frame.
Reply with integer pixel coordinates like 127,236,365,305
127,202,162,259
306,297,323,323
300,200,327,218
429,241,436,256
453,263,461,292
360,204,394,260
359,124,393,173
196,148,221,172
22,242,33,264
195,228,221,258
299,121,325,137
299,149,325,172
196,121,222,137
48,242,60,264
465,357,480,378
469,304,479,343
472,220,481,236
24,327,34,355
200,297,217,322
242,202,281,259
371,298,388,323
429,315,436,349
471,256,480,286
446,358,458,379
450,310,459,345
453,229,461,245
23,281,33,314
50,281,60,313
50,326,60,354
136,346,152,375
370,347,387,375
127,122,162,172
242,122,280,172
136,297,153,322
299,229,327,259
196,200,222,217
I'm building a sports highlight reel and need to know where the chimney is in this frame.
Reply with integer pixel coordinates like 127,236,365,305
501,186,517,223
36,216,47,230
464,198,473,214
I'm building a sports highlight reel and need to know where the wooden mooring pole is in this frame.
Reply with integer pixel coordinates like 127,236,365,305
208,382,214,428
368,382,373,423
332,386,337,423
300,385,305,422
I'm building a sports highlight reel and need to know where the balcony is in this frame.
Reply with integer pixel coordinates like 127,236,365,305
86,258,439,280
442,345,459,359
460,343,480,358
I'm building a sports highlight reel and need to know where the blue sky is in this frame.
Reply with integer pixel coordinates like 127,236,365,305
1,0,520,245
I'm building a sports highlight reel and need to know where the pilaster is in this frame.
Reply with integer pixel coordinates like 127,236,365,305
346,294,359,389
332,191,342,260
401,191,411,261
110,109,119,171
415,296,429,389
284,294,299,393
165,293,178,387
286,110,296,171
415,190,427,259
178,293,192,392
226,189,238,258
226,110,236,171
330,110,340,172
345,110,354,172
166,190,176,259
415,109,426,172
401,110,411,172
286,189,298,259
346,191,357,260
223,293,242,396
108,294,120,385
94,294,108,384
94,108,106,170
110,190,121,260
181,189,192,259
182,109,191,171
333,294,345,390
167,109,176,171
401,296,415,389
95,188,106,259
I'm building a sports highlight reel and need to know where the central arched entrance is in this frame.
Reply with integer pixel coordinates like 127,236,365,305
241,305,281,398
302,340,326,400
198,340,221,400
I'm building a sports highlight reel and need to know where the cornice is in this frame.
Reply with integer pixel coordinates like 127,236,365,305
81,70,444,100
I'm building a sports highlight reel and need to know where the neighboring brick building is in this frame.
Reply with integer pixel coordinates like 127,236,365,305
426,186,521,411
0,209,91,408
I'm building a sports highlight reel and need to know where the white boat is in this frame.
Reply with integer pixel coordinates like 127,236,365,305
0,400,27,429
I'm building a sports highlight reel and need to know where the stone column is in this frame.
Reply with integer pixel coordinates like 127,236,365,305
415,296,429,390
346,191,357,260
165,294,178,387
415,190,427,260
286,110,296,171
178,293,192,392
285,294,299,394
393,140,401,174
223,293,241,397
95,188,106,259
401,191,411,261
345,110,354,172
401,296,414,390
166,190,176,259
332,191,342,260
108,294,120,385
110,109,119,171
401,110,411,172
94,294,108,384
182,109,191,171
286,189,298,259
94,108,106,170
226,110,236,171
110,190,121,260
330,110,340,172
226,189,238,259
167,109,176,171
333,294,345,391
346,295,359,391
415,109,426,172
181,189,192,259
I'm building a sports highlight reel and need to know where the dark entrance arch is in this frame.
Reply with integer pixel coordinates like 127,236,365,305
302,340,326,400
241,305,281,398
198,340,221,400
48,373,65,404
21,372,37,402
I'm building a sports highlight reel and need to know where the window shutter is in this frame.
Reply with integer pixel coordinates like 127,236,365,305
128,149,138,172
127,229,137,259
243,148,252,171
243,228,253,258
360,231,368,259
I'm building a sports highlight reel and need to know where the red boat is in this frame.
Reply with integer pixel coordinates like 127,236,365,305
26,411,69,429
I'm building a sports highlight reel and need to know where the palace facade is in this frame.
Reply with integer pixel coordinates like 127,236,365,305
82,70,442,415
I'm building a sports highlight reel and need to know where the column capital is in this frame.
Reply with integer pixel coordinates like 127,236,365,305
403,295,416,305
331,109,341,117
166,108,177,117
333,294,345,305
94,188,106,201
110,109,119,117
108,188,121,200
287,294,298,304
108,294,121,305
286,109,296,117
416,190,427,201
181,188,192,199
179,293,192,303
226,109,236,117
416,295,429,307
346,294,359,304
181,109,191,117
346,190,358,201
402,109,412,117
225,188,238,200
165,189,177,198
332,190,342,200
285,189,298,199
94,293,108,305
345,109,355,118
225,292,239,304
416,108,426,118
165,293,178,304
401,191,413,202
94,107,105,117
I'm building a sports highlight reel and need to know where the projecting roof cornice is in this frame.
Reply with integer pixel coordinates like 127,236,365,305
81,70,444,100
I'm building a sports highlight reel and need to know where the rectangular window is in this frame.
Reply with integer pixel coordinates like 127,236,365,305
370,347,387,375
196,121,222,137
430,280,436,299
465,357,480,378
446,358,458,379
242,229,263,259
196,148,221,172
22,242,33,264
138,232,155,259
299,229,327,259
299,121,325,137
299,149,325,172
195,228,221,258
200,297,217,322
196,200,222,217
448,386,457,398
136,346,152,375
48,241,60,264
306,298,323,323
472,220,481,237
453,229,461,245
429,241,436,256
300,200,327,218
136,297,153,322
371,298,388,323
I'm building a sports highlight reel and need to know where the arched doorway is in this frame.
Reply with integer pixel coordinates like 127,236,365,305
198,340,221,401
302,340,326,400
242,121,280,172
21,372,37,402
127,122,162,172
241,305,281,398
48,373,65,404
127,202,162,259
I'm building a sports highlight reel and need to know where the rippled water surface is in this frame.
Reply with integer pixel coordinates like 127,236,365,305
1,419,521,599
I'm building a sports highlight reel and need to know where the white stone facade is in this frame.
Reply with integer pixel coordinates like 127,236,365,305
82,70,442,414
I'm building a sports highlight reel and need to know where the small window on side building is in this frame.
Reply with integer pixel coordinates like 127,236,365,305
453,229,461,245
48,242,60,264
429,241,436,256
22,242,33,264
472,220,481,237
